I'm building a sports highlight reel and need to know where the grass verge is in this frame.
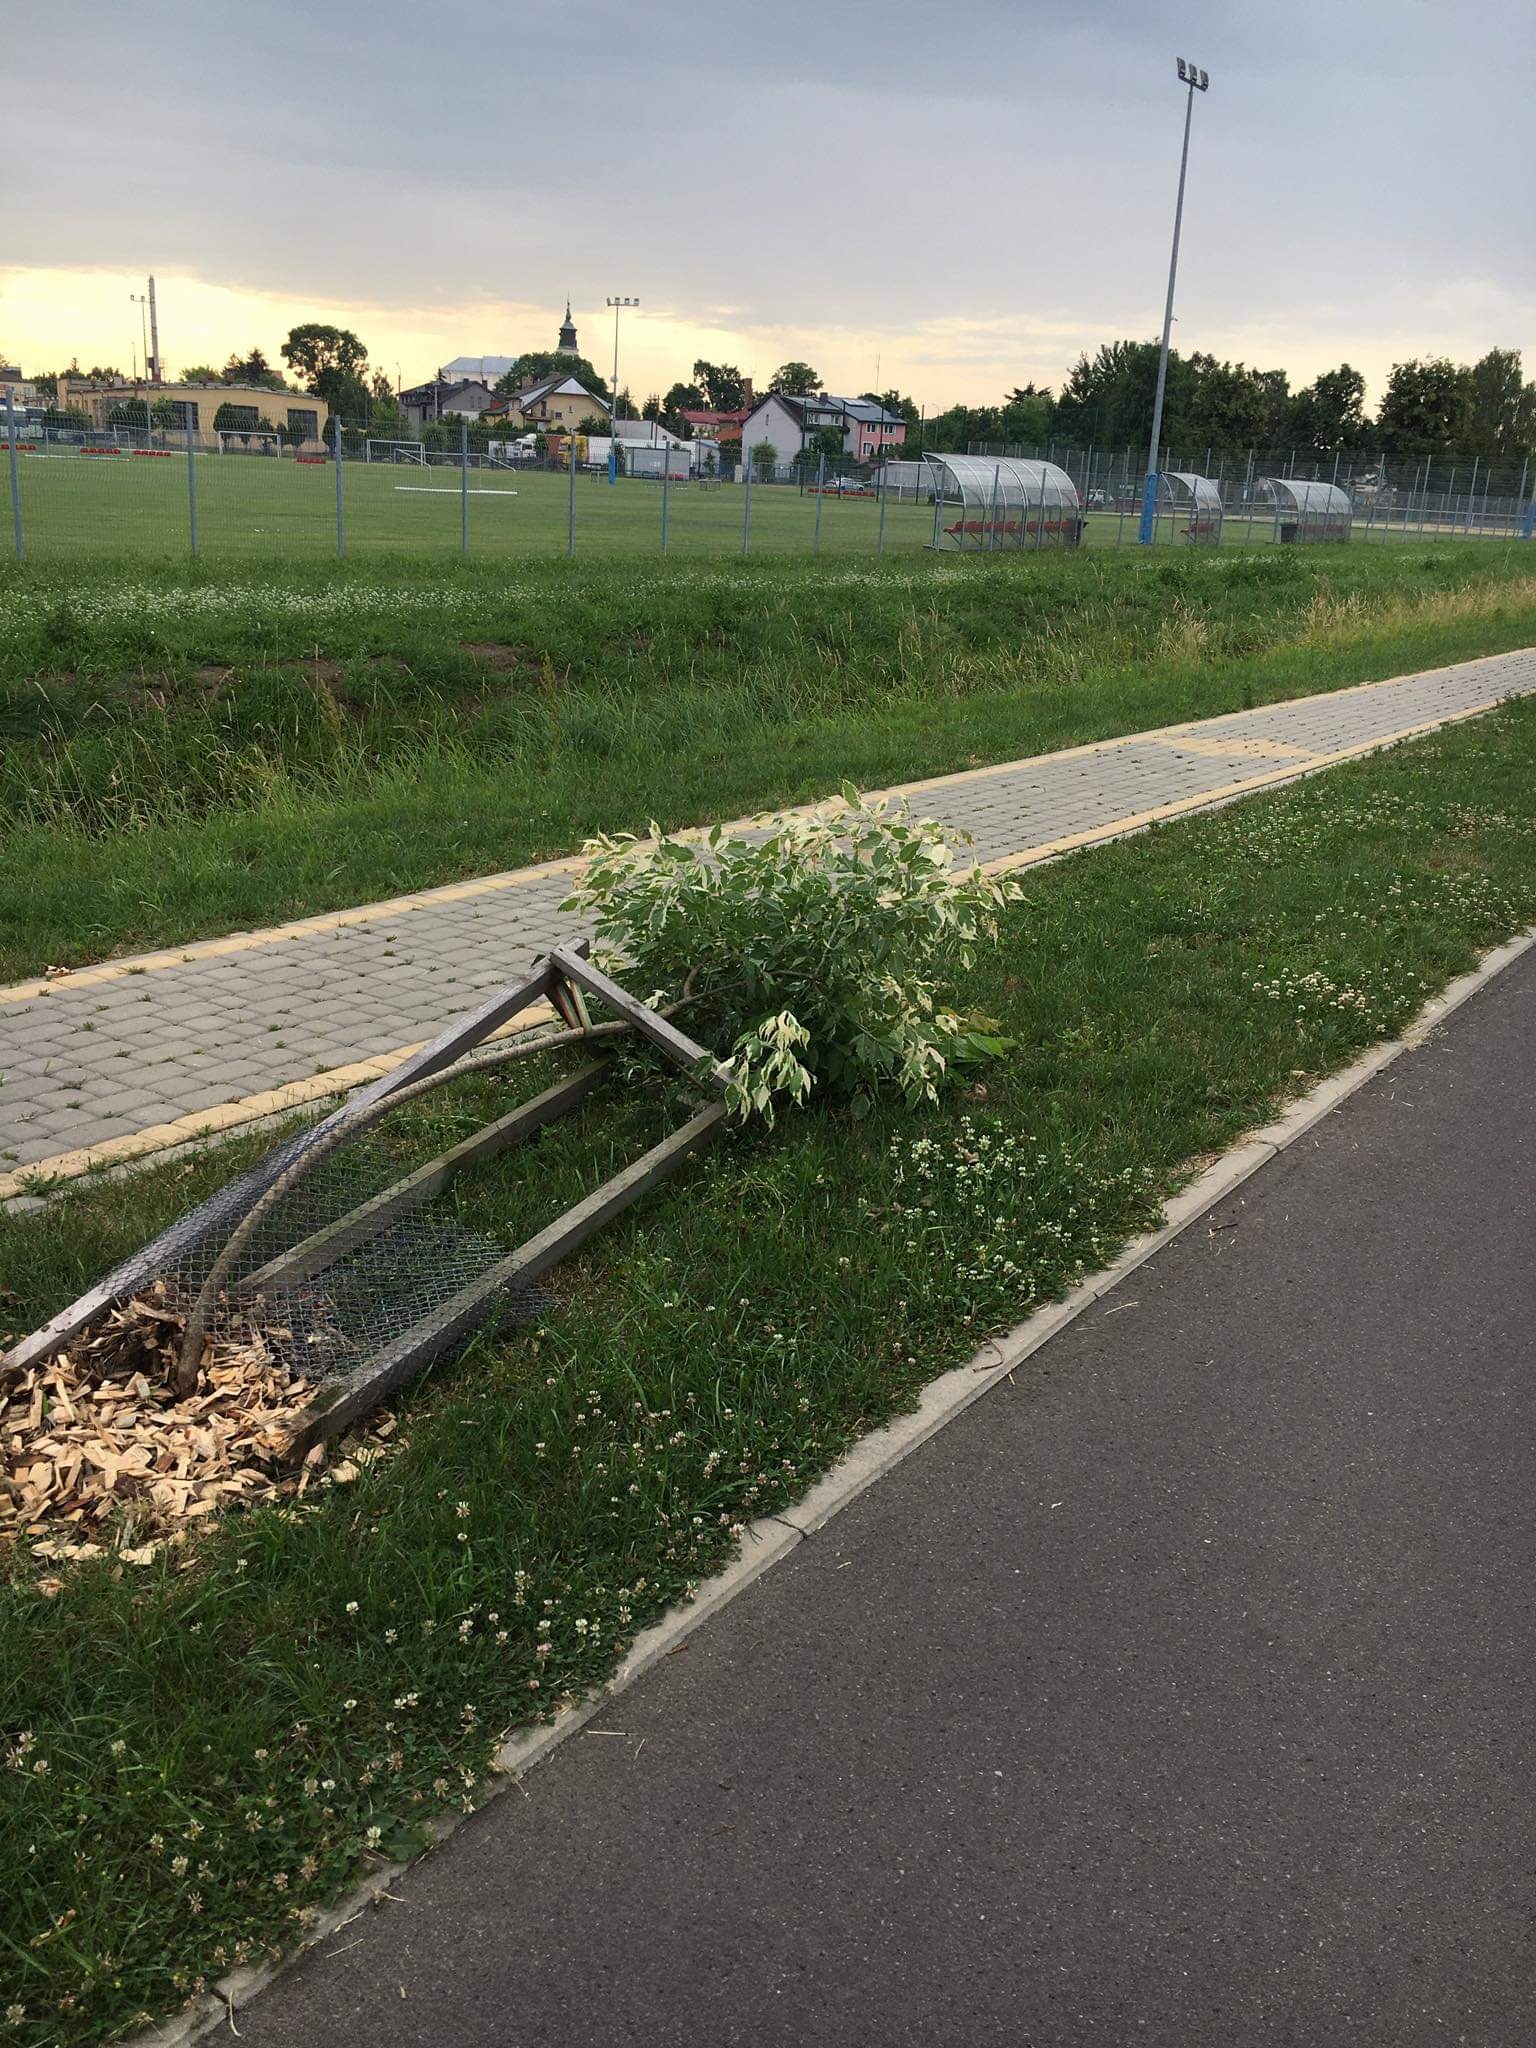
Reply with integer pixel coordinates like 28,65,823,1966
3,545,1535,979
5,698,1536,2042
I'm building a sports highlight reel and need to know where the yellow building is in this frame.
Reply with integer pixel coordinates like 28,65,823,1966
55,379,330,445
488,373,609,434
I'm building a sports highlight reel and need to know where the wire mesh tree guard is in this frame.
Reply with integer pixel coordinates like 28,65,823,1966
2,947,730,1454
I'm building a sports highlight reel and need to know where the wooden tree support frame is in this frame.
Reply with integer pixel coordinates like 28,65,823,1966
3,948,733,1450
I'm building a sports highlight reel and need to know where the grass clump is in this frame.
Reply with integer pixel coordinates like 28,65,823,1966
5,699,1536,2043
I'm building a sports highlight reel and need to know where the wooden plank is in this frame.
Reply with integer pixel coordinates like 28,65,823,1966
336,959,557,1125
240,1062,608,1295
292,1098,727,1448
551,946,731,1095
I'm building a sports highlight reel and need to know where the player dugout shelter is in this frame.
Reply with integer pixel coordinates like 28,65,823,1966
1155,471,1224,543
1261,477,1352,543
923,454,1082,551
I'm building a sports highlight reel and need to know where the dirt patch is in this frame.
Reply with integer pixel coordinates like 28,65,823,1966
460,641,534,671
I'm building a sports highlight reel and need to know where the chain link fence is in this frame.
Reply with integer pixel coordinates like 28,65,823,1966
5,388,1534,564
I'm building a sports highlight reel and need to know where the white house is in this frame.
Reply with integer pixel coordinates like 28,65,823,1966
612,417,718,476
739,391,908,469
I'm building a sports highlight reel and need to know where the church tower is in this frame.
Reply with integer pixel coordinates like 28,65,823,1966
556,299,578,357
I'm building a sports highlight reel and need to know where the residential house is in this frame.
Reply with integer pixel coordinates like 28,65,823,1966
488,374,610,434
678,399,753,442
739,391,907,469
398,377,500,433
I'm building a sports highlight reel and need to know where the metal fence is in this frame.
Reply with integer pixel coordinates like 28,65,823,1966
4,391,1534,564
963,439,1536,545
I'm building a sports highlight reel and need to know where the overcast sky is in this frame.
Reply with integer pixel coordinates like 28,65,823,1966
4,0,1532,409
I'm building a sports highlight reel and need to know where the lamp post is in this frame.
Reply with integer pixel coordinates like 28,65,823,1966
1138,57,1209,545
605,295,639,485
130,292,150,429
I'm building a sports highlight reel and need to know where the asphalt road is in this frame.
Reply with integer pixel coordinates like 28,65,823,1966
225,948,1536,2048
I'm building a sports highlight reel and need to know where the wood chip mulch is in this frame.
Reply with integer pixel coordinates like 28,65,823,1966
2,1287,390,1571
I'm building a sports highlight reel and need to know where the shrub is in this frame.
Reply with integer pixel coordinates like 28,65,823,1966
566,789,1020,1121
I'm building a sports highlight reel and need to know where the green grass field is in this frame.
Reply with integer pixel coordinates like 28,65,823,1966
6,448,1518,562
4,544,1536,980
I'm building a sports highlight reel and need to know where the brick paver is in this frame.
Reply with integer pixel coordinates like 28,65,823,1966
3,648,1533,1192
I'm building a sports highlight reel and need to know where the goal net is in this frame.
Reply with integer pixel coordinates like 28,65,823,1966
215,430,282,458
365,439,427,466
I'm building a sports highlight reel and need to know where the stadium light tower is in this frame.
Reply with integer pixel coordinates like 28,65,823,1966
606,295,639,485
1138,58,1209,545
130,290,150,396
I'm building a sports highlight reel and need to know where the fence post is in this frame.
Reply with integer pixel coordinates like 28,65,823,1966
460,417,470,559
931,474,943,550
877,458,889,555
5,384,21,563
567,433,576,558
742,459,752,556
333,414,346,558
660,451,671,553
1463,456,1478,539
185,404,200,558
813,451,826,554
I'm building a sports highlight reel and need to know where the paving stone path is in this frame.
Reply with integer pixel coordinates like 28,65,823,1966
3,647,1533,1195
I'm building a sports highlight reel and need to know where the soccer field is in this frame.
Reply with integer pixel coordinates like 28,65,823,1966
3,447,1513,563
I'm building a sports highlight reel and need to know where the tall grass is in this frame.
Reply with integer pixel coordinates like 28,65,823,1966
2,545,1535,979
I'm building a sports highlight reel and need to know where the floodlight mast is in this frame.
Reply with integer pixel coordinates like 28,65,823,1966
1138,59,1209,545
606,295,639,484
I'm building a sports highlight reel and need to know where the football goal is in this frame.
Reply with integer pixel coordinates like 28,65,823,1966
215,429,283,458
365,439,428,466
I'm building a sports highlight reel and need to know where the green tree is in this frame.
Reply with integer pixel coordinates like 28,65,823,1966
642,393,663,422
280,324,367,386
750,438,778,479
1375,358,1474,456
83,363,124,383
1052,340,1184,451
577,413,609,436
212,401,262,434
180,364,224,385
1286,364,1367,456
1466,348,1536,459
997,384,1055,449
860,389,921,427
693,360,747,410
105,400,149,429
771,361,821,396
495,351,610,401
806,425,844,464
1184,356,1291,453
664,379,704,413
222,347,287,390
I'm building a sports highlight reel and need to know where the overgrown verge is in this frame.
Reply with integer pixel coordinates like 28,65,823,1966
5,699,1536,2042
2,546,1534,978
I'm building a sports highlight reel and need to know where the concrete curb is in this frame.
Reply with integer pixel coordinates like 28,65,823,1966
120,919,1536,2048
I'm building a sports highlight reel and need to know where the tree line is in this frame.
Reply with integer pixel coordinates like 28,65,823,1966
917,343,1536,463
27,325,1536,466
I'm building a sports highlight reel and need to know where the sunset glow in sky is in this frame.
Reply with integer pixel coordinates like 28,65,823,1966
4,0,1532,412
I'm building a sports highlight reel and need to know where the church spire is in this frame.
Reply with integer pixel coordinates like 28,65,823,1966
557,298,578,357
